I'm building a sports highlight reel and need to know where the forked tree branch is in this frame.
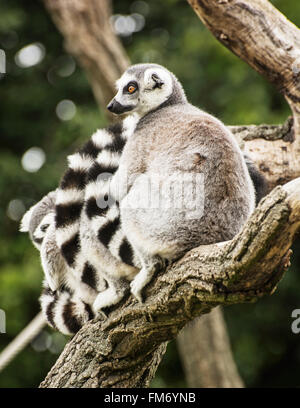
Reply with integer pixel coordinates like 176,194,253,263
187,0,300,190
188,0,300,188
40,178,300,388
187,0,300,138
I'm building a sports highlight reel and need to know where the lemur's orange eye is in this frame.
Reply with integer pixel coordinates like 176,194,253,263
128,85,136,94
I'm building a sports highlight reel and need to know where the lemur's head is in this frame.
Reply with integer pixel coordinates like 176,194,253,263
20,191,56,250
107,63,187,117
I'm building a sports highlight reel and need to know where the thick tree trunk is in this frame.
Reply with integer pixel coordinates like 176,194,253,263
177,308,244,388
40,178,300,387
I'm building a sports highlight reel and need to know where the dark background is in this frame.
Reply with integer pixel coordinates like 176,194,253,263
0,0,299,387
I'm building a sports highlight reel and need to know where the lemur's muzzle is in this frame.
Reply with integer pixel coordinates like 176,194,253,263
107,99,134,115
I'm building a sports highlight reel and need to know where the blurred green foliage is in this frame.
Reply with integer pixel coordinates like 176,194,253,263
0,0,299,388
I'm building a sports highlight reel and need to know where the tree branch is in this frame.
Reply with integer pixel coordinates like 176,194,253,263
187,0,300,138
40,178,300,388
187,0,300,191
230,119,300,190
229,118,294,143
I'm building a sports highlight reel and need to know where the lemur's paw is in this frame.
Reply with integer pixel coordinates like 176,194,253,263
130,272,148,303
93,294,113,313
130,285,143,303
93,287,125,314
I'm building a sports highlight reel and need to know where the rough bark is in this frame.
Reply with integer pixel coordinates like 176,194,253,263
230,118,299,190
40,178,300,388
188,0,300,191
187,0,300,138
177,307,244,387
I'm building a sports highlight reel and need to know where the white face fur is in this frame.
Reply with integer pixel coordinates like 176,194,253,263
108,67,173,117
33,213,54,242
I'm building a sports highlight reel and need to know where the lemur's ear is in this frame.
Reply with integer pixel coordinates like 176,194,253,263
144,68,169,90
151,73,164,89
20,205,35,232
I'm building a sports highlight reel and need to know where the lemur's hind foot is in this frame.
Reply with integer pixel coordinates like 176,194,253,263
130,255,167,303
93,278,129,314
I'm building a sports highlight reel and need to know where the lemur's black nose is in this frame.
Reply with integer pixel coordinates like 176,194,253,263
107,99,134,114
107,99,123,113
107,100,115,112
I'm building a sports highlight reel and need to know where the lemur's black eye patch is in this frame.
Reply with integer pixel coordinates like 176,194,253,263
124,81,138,94
40,224,50,232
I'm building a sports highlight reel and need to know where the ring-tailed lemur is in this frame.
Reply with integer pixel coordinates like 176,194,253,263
21,63,267,335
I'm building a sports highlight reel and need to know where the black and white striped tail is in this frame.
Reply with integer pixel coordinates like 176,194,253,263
39,122,139,333
55,123,126,271
40,282,94,335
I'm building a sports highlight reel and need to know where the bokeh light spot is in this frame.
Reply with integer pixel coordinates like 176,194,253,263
56,99,76,121
7,199,26,221
111,13,145,37
15,43,45,68
31,331,52,352
21,147,46,173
